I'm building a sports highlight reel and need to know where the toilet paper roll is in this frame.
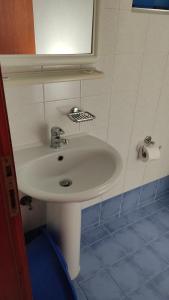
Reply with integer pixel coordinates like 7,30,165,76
138,145,160,162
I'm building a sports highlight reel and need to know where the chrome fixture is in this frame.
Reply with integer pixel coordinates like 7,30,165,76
144,136,155,146
68,107,96,123
50,127,68,149
59,179,73,187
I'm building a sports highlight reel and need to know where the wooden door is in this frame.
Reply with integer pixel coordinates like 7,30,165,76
0,0,35,54
0,68,32,300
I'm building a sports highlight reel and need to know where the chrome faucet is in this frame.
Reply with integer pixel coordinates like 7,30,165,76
50,127,68,149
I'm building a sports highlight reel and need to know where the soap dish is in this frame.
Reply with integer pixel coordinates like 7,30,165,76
68,107,96,123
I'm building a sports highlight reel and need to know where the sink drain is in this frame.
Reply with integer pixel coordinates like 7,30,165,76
59,179,72,187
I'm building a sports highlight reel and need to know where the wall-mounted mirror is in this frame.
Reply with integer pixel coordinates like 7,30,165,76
0,0,99,66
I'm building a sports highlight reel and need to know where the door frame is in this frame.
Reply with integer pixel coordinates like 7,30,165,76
0,66,32,300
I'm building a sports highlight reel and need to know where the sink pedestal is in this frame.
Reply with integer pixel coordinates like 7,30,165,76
47,202,81,279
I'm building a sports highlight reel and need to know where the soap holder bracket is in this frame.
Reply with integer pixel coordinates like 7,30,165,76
68,107,96,123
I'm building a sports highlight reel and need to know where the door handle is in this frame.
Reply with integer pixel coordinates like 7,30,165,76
1,156,19,217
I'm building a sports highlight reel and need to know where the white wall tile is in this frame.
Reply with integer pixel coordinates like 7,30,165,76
144,82,169,182
113,53,142,91
101,9,119,55
139,54,167,91
80,95,110,141
44,81,80,101
119,0,132,10
145,14,169,53
81,56,114,97
123,88,161,191
7,102,45,149
4,84,43,104
104,0,119,9
45,98,80,141
108,90,137,158
131,88,161,140
116,11,148,53
123,160,145,192
5,2,169,220
101,175,124,201
21,198,46,232
81,77,109,97
108,90,137,193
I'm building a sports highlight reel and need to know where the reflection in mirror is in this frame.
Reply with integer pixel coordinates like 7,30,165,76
0,0,95,55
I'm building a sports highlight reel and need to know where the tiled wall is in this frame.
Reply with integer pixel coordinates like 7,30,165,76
3,0,169,229
82,175,169,231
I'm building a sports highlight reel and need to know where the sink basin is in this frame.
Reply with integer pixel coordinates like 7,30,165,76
16,134,122,203
15,134,122,279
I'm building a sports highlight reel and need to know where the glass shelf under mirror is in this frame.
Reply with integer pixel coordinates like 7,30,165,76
3,69,103,86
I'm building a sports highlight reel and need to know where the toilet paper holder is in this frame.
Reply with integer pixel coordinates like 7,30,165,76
136,136,162,160
144,135,155,146
144,136,155,146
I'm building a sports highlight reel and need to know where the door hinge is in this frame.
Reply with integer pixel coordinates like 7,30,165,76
1,156,19,217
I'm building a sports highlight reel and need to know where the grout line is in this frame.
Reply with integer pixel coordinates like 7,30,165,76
81,221,100,233
82,201,169,249
120,13,151,194
79,80,82,134
118,194,124,218
142,52,169,185
126,264,169,298
82,187,169,233
78,226,169,288
154,180,159,201
42,84,46,122
98,203,102,226
73,280,88,300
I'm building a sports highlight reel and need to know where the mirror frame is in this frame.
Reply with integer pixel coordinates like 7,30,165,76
0,0,100,67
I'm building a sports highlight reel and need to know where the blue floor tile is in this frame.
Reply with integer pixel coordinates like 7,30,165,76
158,193,169,207
151,268,169,299
125,208,148,224
140,181,157,207
108,257,145,296
113,226,145,254
121,188,141,214
81,235,88,249
157,176,169,198
81,204,101,230
101,195,122,222
104,214,129,234
91,235,126,267
140,200,164,215
77,247,102,283
150,207,169,231
79,269,124,300
129,282,162,300
132,246,166,279
82,225,109,246
75,287,87,300
150,233,169,263
73,281,87,300
131,217,165,243
78,204,169,300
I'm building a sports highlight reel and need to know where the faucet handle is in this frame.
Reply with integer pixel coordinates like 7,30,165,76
51,127,65,136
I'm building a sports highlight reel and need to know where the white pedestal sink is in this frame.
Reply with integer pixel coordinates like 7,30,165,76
15,134,122,279
47,202,81,279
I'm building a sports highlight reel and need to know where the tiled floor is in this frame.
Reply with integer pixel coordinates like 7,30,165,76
73,195,169,300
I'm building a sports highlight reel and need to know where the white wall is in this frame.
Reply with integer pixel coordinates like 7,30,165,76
4,0,169,228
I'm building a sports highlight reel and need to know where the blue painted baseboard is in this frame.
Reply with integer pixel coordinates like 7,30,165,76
82,176,169,231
